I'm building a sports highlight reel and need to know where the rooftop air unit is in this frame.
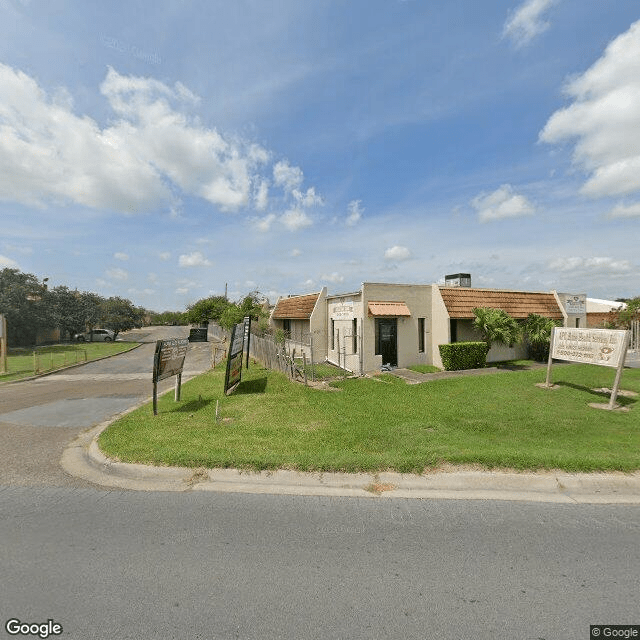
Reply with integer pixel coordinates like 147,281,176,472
444,273,471,287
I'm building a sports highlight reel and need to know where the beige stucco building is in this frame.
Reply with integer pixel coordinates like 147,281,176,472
271,280,586,374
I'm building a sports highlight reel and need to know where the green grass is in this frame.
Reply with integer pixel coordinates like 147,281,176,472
0,342,140,382
407,364,442,374
98,362,640,474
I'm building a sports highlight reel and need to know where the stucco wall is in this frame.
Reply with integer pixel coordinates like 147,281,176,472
430,287,450,369
327,293,363,372
360,283,433,372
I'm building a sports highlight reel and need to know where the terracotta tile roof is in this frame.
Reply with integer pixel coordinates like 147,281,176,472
368,301,411,317
439,287,564,319
272,292,321,320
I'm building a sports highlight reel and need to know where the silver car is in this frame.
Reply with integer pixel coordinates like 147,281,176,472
74,329,115,342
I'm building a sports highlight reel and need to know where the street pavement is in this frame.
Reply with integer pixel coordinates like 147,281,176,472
0,326,212,487
2,327,640,639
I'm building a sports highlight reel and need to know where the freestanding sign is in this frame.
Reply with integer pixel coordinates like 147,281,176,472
152,337,189,415
541,327,630,410
224,322,245,395
243,315,251,369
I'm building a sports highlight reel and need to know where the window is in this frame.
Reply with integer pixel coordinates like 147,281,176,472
282,319,291,335
352,318,358,353
331,319,335,350
575,318,580,328
450,319,457,343
418,318,425,352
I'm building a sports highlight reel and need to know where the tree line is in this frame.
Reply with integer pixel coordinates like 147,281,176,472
0,267,270,347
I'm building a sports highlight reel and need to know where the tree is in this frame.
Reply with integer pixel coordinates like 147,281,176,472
472,307,521,351
0,268,53,346
186,296,230,325
49,286,90,342
616,297,640,329
99,297,145,340
523,313,561,362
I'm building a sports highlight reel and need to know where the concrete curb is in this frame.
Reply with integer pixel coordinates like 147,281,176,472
61,410,640,503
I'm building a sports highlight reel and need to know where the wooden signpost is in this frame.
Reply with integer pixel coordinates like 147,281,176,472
0,314,6,374
152,337,189,415
540,327,631,411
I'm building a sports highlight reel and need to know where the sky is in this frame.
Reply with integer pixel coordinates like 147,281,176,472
0,0,639,311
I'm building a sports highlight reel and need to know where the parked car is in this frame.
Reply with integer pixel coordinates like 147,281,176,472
74,329,115,342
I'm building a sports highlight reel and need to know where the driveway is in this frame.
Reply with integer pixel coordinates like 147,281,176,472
0,326,215,487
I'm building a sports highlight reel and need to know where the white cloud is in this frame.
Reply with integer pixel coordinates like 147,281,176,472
384,245,412,261
0,254,18,268
503,0,558,48
114,252,129,261
273,160,304,192
159,252,171,261
290,248,302,257
280,207,313,231
292,186,323,208
549,256,632,273
106,267,128,281
540,21,640,200
321,272,344,283
254,179,269,211
472,184,535,222
178,251,212,267
253,213,277,232
346,200,363,226
608,202,640,218
0,64,320,217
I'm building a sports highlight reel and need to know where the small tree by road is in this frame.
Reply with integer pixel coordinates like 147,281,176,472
99,297,146,340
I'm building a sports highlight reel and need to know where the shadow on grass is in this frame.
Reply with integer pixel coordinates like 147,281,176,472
172,399,214,413
556,381,637,408
234,377,268,394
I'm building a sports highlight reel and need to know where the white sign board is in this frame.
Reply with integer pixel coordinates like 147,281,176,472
563,295,586,315
551,327,628,368
332,302,355,320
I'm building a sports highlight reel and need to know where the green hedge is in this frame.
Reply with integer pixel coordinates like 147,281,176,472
438,341,489,371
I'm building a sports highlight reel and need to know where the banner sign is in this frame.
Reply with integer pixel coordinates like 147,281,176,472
153,338,189,383
224,322,245,394
551,327,628,369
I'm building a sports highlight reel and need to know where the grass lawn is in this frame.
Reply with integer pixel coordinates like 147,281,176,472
407,364,442,374
0,342,140,382
98,361,640,474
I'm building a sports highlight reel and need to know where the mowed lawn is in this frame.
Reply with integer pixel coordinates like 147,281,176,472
1,342,140,382
98,362,640,473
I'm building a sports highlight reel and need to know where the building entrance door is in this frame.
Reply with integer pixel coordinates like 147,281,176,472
376,318,398,367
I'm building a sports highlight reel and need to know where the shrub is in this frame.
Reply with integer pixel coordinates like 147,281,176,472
438,342,489,371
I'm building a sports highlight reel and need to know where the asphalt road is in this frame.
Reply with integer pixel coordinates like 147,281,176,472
0,326,213,487
1,327,639,639
1,488,639,640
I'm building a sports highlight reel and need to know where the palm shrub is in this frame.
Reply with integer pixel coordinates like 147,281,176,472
472,307,522,351
523,313,561,362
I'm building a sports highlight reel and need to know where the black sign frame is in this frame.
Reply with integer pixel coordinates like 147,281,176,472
152,337,189,414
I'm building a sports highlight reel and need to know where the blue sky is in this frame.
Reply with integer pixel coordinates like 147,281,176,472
1,0,639,311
